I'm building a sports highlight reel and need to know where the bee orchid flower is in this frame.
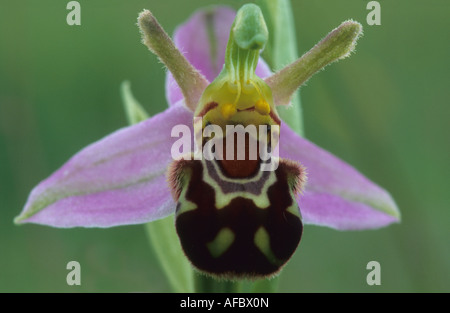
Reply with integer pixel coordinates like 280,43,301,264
15,5,400,280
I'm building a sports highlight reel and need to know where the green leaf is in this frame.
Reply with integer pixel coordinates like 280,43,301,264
145,216,194,293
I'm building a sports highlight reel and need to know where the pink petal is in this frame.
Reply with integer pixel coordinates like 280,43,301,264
16,102,193,228
298,192,398,230
279,123,400,230
165,6,272,106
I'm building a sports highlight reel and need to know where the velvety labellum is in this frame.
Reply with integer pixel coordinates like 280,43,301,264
169,153,304,279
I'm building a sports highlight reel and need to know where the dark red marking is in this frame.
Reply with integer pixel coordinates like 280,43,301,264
218,133,260,178
269,111,281,125
237,107,255,112
197,102,218,117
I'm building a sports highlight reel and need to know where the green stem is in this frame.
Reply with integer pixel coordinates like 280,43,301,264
194,274,216,293
194,273,243,293
222,280,243,293
251,276,279,293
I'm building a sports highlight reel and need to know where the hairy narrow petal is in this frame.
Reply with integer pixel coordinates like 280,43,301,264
166,6,271,106
15,102,193,227
138,10,209,111
279,123,400,230
266,20,363,106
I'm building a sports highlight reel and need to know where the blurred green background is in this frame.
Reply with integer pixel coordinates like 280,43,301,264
0,0,448,292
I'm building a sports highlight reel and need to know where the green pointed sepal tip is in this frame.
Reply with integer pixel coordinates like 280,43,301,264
266,20,363,107
120,81,149,125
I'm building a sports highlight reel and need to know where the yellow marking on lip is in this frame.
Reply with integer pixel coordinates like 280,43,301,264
255,99,270,115
221,103,237,119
